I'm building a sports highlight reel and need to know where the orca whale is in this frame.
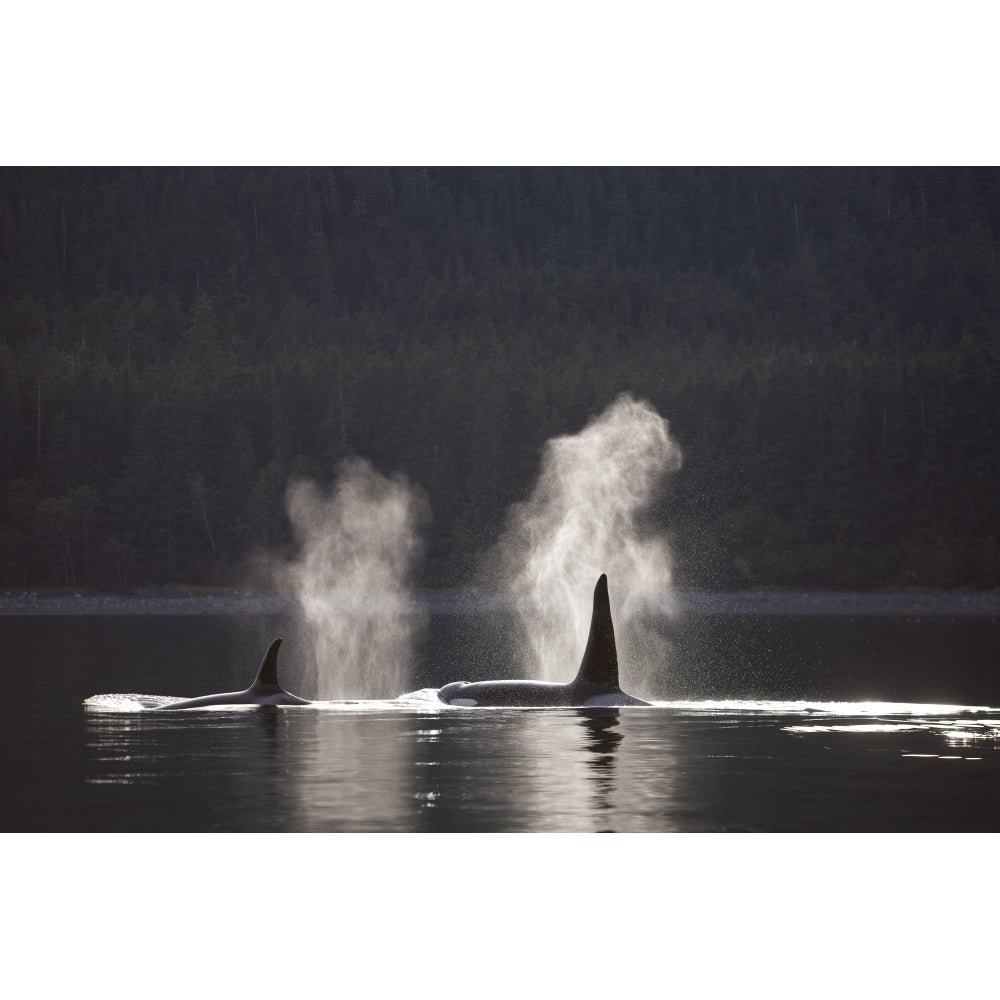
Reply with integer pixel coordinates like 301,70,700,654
436,574,650,707
154,637,310,710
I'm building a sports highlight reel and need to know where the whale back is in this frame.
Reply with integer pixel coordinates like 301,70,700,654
572,574,621,692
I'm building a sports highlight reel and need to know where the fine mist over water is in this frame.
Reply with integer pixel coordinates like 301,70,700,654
266,396,679,700
276,458,429,700
489,394,682,695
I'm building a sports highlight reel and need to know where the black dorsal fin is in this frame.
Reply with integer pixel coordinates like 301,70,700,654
573,575,621,691
251,637,283,691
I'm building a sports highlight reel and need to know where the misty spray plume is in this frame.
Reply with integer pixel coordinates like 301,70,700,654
492,393,682,695
278,458,429,700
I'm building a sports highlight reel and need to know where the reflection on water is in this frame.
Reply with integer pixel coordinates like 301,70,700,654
86,711,159,785
68,692,1000,832
6,610,1000,831
49,696,1000,830
288,711,417,831
786,712,1000,756
940,722,1000,749
578,709,623,823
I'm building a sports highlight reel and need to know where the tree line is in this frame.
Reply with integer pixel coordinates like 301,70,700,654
1,166,998,591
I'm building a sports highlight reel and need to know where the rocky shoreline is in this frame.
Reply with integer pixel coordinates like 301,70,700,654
2,589,998,617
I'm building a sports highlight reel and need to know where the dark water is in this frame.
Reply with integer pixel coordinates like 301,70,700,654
3,608,1000,832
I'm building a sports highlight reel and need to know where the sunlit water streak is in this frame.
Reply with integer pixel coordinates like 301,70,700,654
83,693,1000,758
84,694,1000,715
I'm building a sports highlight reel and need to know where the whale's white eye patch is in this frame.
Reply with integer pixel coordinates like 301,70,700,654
451,698,478,707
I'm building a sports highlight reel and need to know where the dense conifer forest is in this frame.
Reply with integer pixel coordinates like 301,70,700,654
2,166,998,591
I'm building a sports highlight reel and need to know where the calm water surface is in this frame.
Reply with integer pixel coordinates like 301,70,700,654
3,608,1000,831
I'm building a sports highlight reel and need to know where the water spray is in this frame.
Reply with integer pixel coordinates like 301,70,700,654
279,458,429,700
491,393,682,694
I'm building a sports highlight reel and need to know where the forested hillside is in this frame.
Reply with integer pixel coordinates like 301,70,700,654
2,166,998,591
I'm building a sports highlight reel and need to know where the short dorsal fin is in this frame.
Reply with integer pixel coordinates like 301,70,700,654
251,637,283,691
573,575,621,691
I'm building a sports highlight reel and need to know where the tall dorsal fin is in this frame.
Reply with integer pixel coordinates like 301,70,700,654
251,637,283,691
573,574,621,691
